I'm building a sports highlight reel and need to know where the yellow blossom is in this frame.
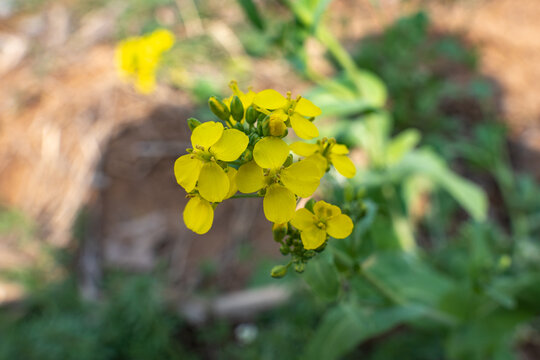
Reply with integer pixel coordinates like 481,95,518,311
183,195,214,234
115,29,175,93
235,137,324,223
291,200,354,249
290,138,356,178
253,89,321,140
174,122,248,202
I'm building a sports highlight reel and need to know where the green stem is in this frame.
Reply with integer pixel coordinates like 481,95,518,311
230,193,262,199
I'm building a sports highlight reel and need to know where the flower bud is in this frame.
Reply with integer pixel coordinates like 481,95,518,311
208,96,230,122
269,115,287,137
294,263,305,273
245,106,259,125
283,154,293,168
230,95,244,122
187,118,201,131
304,198,316,213
273,222,288,242
279,245,290,255
271,264,289,278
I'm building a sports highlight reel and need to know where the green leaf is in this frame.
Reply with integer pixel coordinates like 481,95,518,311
362,252,456,313
236,0,265,30
303,256,340,301
386,129,420,165
350,69,388,107
393,149,488,222
304,303,426,360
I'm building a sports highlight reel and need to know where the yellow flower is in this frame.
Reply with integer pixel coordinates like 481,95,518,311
290,138,356,178
291,200,354,249
183,195,214,234
253,89,321,140
235,137,324,223
174,122,248,202
115,29,175,94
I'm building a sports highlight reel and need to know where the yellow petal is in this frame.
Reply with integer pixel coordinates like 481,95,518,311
300,226,327,250
331,143,349,155
290,142,318,157
210,129,249,161
253,89,287,110
253,136,289,169
290,113,319,140
291,208,316,231
183,197,214,234
236,161,265,193
191,121,224,148
306,154,328,177
327,214,354,239
225,167,238,199
295,97,322,117
198,162,229,202
174,155,203,192
241,90,256,108
314,200,342,221
281,159,322,198
330,154,356,178
263,184,296,223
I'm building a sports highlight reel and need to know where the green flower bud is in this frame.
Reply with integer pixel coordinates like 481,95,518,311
261,116,270,136
279,245,290,255
304,198,316,213
283,154,293,167
208,96,230,122
294,263,305,273
271,264,289,278
230,96,244,122
273,223,288,242
187,118,201,131
245,106,259,125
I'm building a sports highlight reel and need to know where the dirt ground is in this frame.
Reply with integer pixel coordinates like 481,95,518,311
1,0,540,302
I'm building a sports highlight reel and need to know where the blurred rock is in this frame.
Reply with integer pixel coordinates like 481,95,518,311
0,33,28,75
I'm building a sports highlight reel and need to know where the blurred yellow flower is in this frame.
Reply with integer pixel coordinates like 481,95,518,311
235,137,324,223
253,89,321,140
291,200,353,249
115,29,175,94
290,138,356,178
174,121,248,202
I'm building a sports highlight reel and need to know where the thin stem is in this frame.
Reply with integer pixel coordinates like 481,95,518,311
230,193,262,199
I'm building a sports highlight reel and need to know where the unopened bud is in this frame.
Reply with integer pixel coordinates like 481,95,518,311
304,198,316,213
230,96,244,122
271,264,289,278
273,222,288,242
245,106,259,125
208,96,230,122
279,245,290,255
187,118,201,131
269,115,287,137
283,154,293,168
294,263,305,273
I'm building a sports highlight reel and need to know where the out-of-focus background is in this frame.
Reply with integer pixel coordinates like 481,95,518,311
2,0,540,359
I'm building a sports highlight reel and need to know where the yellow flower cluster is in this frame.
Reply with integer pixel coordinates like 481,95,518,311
174,82,356,254
115,29,175,94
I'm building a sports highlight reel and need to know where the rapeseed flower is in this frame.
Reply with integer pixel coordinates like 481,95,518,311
115,29,175,93
290,137,356,178
291,200,354,249
174,121,248,203
253,89,321,140
236,137,324,223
